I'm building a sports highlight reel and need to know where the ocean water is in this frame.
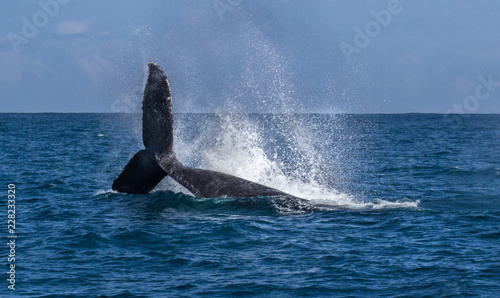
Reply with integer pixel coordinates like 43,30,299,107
1,113,499,297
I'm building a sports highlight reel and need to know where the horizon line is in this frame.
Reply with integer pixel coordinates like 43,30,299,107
1,112,500,115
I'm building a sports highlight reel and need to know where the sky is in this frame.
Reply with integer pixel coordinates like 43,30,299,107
1,0,500,113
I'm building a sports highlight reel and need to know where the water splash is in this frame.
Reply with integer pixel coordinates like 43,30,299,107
115,15,419,211
171,113,420,211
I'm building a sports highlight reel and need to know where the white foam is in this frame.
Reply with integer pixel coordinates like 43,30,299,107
93,189,119,196
182,114,420,210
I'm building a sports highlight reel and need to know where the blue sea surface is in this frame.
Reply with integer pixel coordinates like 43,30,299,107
1,113,499,297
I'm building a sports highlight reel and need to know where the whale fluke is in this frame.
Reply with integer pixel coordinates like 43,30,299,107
113,63,300,200
112,63,173,194
142,62,174,155
111,150,166,194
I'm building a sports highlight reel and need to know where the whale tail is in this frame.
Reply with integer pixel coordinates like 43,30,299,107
112,63,176,194
111,149,167,194
112,63,300,199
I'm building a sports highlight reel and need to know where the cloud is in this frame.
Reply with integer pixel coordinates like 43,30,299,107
56,21,91,35
78,53,112,85
0,50,51,86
